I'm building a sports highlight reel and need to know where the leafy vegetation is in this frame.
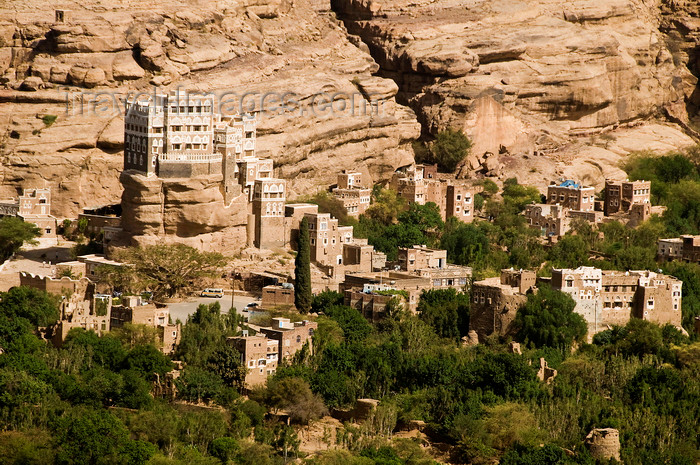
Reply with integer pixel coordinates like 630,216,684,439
514,284,587,351
429,129,472,172
105,244,227,299
0,217,41,262
41,114,58,127
295,217,312,314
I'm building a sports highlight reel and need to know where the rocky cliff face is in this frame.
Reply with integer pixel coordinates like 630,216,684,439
334,0,699,186
0,0,420,222
119,171,249,251
1,0,699,235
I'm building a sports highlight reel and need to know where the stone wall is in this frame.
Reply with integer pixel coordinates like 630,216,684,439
157,160,223,179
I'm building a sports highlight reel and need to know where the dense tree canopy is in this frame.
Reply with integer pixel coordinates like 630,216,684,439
416,288,470,341
514,284,587,350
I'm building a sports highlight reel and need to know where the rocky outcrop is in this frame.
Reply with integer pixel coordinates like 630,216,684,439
334,0,700,187
120,171,249,251
0,0,420,218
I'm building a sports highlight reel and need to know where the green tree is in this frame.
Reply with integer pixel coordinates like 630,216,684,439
176,302,238,366
295,217,312,314
417,288,470,341
0,217,41,262
52,408,130,465
501,178,542,212
514,284,587,350
430,129,472,172
264,377,327,425
361,188,406,226
123,344,173,381
113,244,227,299
0,286,59,347
206,344,247,390
209,437,240,463
440,218,491,269
546,234,590,269
312,290,344,313
324,305,372,343
176,366,224,403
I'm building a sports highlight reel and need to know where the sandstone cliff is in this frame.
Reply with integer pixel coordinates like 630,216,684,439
0,0,420,222
2,0,700,238
334,0,700,188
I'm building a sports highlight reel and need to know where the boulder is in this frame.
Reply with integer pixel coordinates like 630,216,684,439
83,67,106,88
353,75,399,101
20,76,43,91
112,51,145,81
50,64,70,84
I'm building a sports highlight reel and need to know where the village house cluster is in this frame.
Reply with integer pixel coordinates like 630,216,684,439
19,257,180,354
332,170,372,217
470,266,682,343
342,245,472,319
525,179,657,240
2,90,693,389
390,163,480,221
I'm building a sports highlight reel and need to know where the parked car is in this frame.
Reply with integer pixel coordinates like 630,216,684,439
201,288,224,298
246,302,259,308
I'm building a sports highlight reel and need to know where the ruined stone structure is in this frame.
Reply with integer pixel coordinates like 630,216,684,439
525,203,604,239
657,234,700,263
110,296,180,354
20,272,111,345
344,289,399,322
469,269,536,342
551,267,682,340
681,235,700,262
585,428,621,462
537,358,557,384
525,204,570,238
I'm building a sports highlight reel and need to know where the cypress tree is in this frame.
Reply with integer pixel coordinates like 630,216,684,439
295,217,312,314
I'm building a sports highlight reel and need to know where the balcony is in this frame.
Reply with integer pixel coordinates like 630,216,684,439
158,153,222,162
